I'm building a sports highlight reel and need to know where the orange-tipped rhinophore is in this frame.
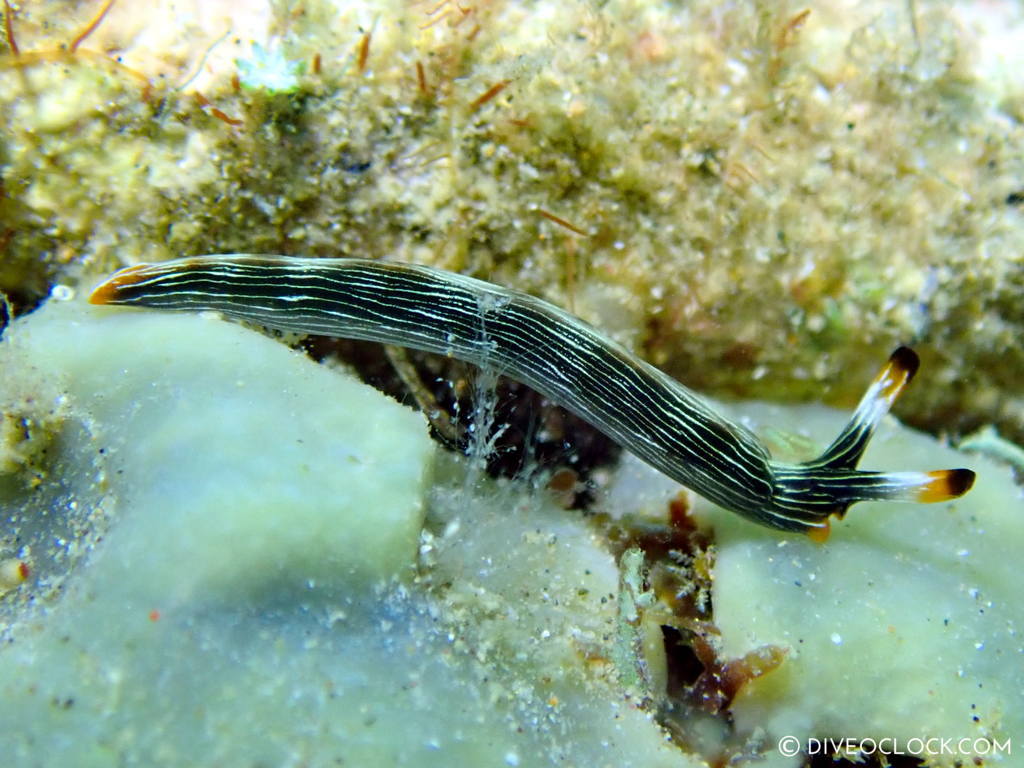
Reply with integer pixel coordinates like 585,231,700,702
916,468,976,504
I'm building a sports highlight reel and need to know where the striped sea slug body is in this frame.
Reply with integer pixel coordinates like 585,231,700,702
90,255,974,539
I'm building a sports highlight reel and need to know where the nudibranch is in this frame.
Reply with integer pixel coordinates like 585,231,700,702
90,255,975,539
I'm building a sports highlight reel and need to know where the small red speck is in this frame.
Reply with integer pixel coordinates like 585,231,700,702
357,31,371,74
210,107,243,127
17,561,29,580
469,79,510,112
149,610,161,622
667,493,696,533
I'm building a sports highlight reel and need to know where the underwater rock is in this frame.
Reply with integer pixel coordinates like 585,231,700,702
3,0,1023,443
606,401,1022,767
0,298,695,767
1,297,433,599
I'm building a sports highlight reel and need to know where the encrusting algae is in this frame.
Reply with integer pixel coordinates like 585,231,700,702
0,0,1022,440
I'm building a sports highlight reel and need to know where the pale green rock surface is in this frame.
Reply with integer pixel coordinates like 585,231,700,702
605,403,1023,767
0,299,698,768
4,298,433,599
5,298,1017,767
709,405,1022,767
